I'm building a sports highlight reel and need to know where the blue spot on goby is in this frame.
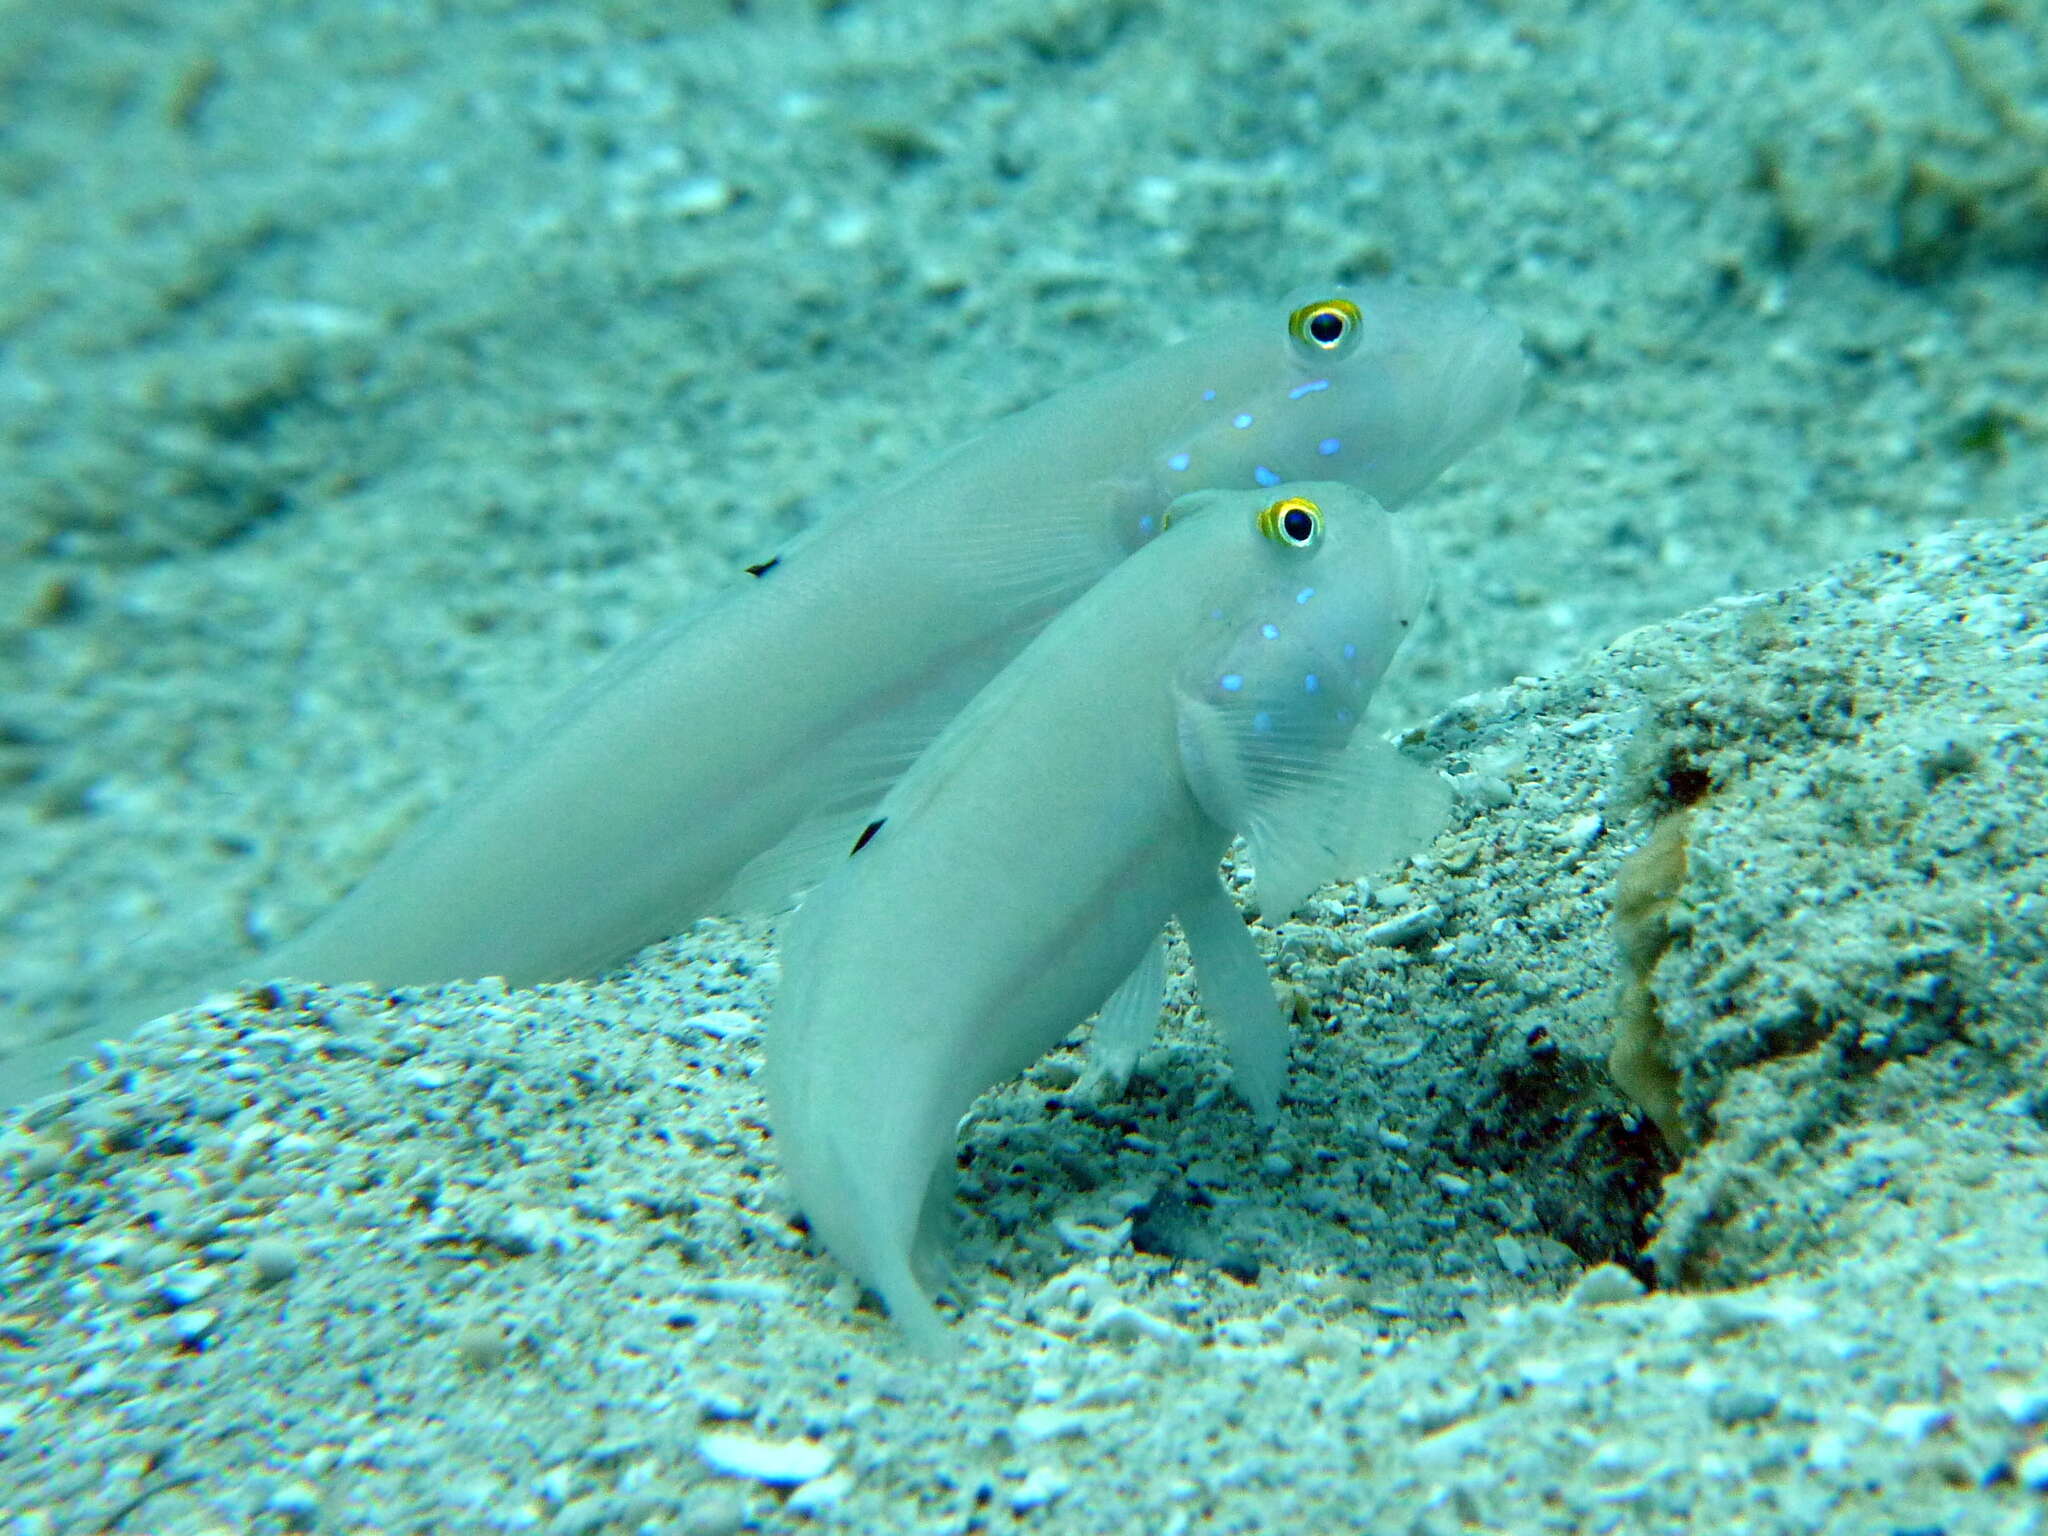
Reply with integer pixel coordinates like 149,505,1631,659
1288,378,1331,400
1220,673,1244,692
1253,711,1274,734
1260,623,1280,640
1295,587,1315,604
1232,412,1254,430
1342,642,1358,660
1138,514,1157,535
1167,451,1191,472
1201,388,1217,402
1317,437,1342,456
1304,673,1320,693
1336,708,1354,725
1253,465,1280,487
1209,607,1225,621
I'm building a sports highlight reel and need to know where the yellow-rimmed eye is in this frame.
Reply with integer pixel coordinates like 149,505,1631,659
1258,495,1323,550
1287,296,1362,354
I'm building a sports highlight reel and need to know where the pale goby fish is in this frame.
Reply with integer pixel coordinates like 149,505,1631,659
766,483,1448,1352
254,286,1515,991
0,286,1518,1106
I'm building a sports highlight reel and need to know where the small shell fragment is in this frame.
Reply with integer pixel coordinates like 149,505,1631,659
1359,904,1442,948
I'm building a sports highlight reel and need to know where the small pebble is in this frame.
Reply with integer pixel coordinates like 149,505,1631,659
696,1431,834,1487
63,1361,118,1399
665,176,736,218
1052,1215,1130,1256
247,1238,300,1289
2015,1444,2048,1493
455,1322,511,1371
549,1495,618,1536
1995,1386,2048,1426
1666,1292,1810,1339
674,1011,758,1042
1084,1302,1185,1347
786,1469,855,1515
695,1388,754,1422
674,1492,749,1536
1805,1430,1850,1472
1010,1468,1070,1512
683,1279,788,1305
580,1436,652,1468
1034,1059,1082,1090
1557,812,1604,855
1013,1407,1093,1445
1451,773,1514,808
165,1308,219,1349
1879,1403,1951,1442
1397,1386,1479,1434
10,1138,64,1181
266,1480,321,1528
483,1208,553,1256
1359,905,1442,948
154,1266,221,1308
1708,1386,1779,1426
1587,1439,1652,1480
1568,1264,1647,1308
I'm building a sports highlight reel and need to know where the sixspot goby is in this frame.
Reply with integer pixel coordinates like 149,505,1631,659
245,287,1518,990
766,483,1447,1351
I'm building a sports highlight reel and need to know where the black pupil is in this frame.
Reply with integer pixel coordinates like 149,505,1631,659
1282,508,1314,542
1308,310,1345,343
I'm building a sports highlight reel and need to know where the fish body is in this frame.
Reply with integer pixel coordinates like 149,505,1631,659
766,483,1446,1349
262,286,1519,990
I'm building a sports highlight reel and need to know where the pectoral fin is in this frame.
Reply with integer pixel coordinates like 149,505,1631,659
1085,930,1167,1090
1176,874,1286,1125
1177,687,1449,919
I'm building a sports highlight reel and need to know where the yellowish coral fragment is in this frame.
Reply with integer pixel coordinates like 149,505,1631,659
1609,811,1691,1150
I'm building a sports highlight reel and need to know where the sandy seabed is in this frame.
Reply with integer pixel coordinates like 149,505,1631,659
3,2,2045,1531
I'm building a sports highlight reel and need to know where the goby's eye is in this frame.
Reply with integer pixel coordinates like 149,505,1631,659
1258,496,1323,550
1287,296,1363,354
